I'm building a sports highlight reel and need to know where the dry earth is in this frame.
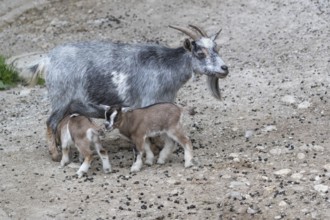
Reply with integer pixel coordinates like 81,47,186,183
0,0,330,219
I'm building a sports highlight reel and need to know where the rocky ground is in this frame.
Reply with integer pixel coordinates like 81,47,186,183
0,0,329,219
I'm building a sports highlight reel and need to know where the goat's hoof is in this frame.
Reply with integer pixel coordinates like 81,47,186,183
145,159,154,166
157,159,165,165
51,153,62,162
130,166,141,173
76,171,85,178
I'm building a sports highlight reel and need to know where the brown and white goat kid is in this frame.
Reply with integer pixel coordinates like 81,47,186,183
102,103,194,172
57,114,111,177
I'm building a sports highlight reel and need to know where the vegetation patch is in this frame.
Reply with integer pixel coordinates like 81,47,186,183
0,55,22,90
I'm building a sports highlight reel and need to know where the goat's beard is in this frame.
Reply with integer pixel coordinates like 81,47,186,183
206,75,221,100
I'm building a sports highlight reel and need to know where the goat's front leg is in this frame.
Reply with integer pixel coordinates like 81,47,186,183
144,138,154,166
130,138,145,172
157,136,175,165
169,129,194,168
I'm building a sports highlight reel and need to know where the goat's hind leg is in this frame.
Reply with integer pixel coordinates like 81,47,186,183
94,142,111,174
75,140,94,178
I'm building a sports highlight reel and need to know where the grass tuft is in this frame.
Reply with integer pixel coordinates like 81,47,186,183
0,55,22,90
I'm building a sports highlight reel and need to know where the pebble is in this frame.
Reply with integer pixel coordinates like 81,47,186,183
297,101,311,109
263,125,277,132
274,169,292,176
245,130,254,139
247,207,257,214
311,145,324,152
281,95,296,104
323,164,330,170
297,153,305,160
291,173,303,180
227,191,243,200
19,89,31,96
314,184,329,193
270,148,288,156
229,181,248,189
278,200,288,207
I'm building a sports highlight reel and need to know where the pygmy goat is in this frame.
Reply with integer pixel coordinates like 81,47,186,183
103,103,194,172
57,114,111,177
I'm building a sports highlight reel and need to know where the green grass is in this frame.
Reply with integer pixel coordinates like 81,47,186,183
0,55,21,90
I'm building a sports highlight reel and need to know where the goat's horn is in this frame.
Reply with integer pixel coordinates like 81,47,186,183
188,24,208,37
169,25,199,40
213,28,222,40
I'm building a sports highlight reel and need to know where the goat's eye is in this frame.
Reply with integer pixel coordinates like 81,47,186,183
196,51,206,59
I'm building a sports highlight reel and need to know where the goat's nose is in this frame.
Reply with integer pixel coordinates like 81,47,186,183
221,65,228,71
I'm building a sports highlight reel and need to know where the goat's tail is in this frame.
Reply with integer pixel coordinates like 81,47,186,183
29,57,50,86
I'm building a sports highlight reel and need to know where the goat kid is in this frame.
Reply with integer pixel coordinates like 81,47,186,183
102,103,194,172
57,114,111,177
31,25,228,161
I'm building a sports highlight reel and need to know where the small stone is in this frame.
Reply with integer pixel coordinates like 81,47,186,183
297,153,305,160
229,153,239,159
281,95,296,104
323,164,330,170
227,191,243,200
245,130,254,139
278,200,288,207
274,169,291,176
263,125,277,132
270,148,285,156
311,145,324,152
291,173,303,180
314,184,328,193
297,101,311,109
19,89,31,96
247,207,257,214
229,181,248,189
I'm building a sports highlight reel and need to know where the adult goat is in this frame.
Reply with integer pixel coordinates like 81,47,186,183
32,24,229,161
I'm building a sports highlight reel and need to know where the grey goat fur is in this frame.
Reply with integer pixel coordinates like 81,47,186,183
32,25,229,161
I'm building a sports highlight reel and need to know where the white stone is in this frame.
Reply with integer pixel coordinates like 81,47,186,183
229,153,239,159
227,191,243,200
291,173,303,180
245,130,254,139
281,95,296,104
323,164,330,170
278,201,288,207
229,181,248,189
19,88,31,96
297,101,311,109
274,169,292,176
311,145,324,152
263,125,277,132
314,184,329,193
247,207,257,214
270,148,287,156
297,153,305,160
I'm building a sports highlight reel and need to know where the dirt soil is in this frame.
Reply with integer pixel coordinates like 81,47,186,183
0,0,330,219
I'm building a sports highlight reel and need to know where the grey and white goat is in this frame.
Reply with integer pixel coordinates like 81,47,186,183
32,25,228,161
57,114,111,177
102,103,194,172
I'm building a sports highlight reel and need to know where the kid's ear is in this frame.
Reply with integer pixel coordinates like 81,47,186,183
183,38,192,51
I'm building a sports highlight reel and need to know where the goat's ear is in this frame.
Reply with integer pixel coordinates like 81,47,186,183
100,104,110,111
183,38,192,51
